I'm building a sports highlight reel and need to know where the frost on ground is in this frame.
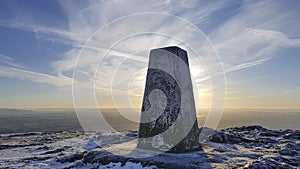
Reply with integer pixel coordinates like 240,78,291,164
0,126,299,169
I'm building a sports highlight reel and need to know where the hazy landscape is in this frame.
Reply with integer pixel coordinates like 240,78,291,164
0,108,299,134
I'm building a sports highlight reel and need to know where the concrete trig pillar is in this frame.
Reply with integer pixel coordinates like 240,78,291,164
138,46,200,153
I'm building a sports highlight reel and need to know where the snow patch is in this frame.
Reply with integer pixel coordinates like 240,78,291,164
98,162,157,169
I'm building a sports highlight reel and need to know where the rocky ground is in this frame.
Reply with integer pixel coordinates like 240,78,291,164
0,125,299,169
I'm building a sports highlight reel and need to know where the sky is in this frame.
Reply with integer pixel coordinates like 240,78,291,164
0,0,299,110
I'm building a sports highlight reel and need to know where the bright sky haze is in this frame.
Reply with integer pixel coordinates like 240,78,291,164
0,0,299,110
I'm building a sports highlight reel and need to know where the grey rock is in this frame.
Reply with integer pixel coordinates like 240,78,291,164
57,152,85,163
283,130,300,140
248,157,294,169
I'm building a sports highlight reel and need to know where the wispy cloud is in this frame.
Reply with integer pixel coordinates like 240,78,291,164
209,0,300,73
283,87,300,93
0,0,300,99
0,53,72,87
0,65,72,87
224,57,271,73
0,53,23,68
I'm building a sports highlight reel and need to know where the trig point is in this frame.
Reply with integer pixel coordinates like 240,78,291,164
138,46,201,153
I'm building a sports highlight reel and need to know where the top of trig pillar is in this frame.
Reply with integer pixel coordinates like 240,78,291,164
151,46,189,65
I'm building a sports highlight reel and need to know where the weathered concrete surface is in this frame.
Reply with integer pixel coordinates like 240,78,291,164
138,46,201,153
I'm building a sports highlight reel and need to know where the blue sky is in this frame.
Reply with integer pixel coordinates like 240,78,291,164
0,0,299,109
